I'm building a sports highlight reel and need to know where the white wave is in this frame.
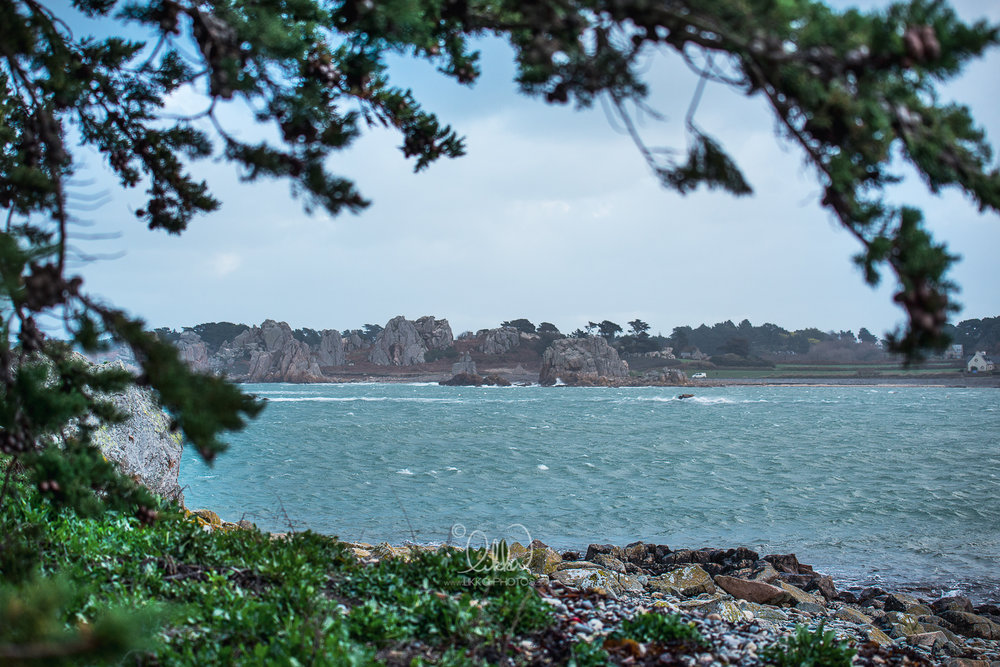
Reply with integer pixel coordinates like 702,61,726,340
396,468,415,475
445,467,460,472
641,396,738,404
265,396,462,403
537,464,549,471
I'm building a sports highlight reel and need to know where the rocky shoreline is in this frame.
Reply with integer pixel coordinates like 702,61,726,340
343,539,1000,666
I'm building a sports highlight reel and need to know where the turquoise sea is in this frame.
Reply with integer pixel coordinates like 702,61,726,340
180,383,1000,602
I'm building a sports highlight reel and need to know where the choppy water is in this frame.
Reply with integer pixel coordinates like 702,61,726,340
180,383,1000,602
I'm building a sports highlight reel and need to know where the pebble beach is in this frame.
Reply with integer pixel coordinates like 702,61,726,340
346,539,1000,666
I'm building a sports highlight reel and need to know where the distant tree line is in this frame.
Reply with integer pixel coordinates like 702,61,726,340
155,315,1000,360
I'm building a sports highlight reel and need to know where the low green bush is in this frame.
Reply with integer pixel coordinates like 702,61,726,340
760,622,856,667
0,477,553,664
613,611,705,645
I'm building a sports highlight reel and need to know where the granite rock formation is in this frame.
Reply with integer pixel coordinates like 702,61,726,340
343,332,368,352
175,331,210,372
479,326,521,355
370,316,429,366
219,320,325,382
414,316,454,351
539,337,629,386
92,369,185,504
451,351,477,376
316,329,346,367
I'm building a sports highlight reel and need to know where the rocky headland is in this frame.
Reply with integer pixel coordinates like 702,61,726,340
156,316,687,387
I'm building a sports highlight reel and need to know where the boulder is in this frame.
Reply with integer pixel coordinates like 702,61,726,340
539,337,629,386
550,567,634,598
763,553,804,574
736,600,791,621
413,316,454,351
714,575,791,605
315,329,345,367
884,611,924,638
885,592,923,613
369,316,428,366
778,571,838,600
907,631,955,650
93,375,184,504
451,351,477,376
865,626,894,646
748,560,781,584
937,610,1000,639
479,327,521,355
591,553,627,573
776,581,825,606
701,599,747,623
523,541,563,575
647,565,716,597
932,596,975,614
440,373,484,386
835,606,874,624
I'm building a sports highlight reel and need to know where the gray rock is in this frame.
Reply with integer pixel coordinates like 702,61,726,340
933,596,975,614
369,316,428,366
479,327,521,355
591,553,627,573
539,337,629,386
92,375,184,504
315,329,345,367
643,368,689,384
413,316,453,351
175,331,210,371
451,351,476,376
216,320,325,382
937,610,1000,639
344,332,367,352
648,565,717,597
714,575,792,605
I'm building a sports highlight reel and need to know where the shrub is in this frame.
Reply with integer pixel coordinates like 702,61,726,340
613,611,705,645
760,622,856,667
424,346,460,362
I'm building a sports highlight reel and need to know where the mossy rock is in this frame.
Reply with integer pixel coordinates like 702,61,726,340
648,565,716,597
705,599,747,623
737,600,790,621
865,626,894,646
192,509,222,526
835,606,874,624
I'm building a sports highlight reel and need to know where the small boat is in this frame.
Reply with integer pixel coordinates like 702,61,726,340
677,393,694,400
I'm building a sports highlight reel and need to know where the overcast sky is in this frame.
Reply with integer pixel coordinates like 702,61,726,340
71,1,1000,339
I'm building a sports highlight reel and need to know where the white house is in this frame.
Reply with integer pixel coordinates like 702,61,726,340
967,351,995,373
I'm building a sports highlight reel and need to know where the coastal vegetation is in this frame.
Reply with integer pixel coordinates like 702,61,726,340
0,473,893,665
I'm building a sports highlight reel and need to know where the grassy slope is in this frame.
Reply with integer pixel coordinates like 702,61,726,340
1,482,554,665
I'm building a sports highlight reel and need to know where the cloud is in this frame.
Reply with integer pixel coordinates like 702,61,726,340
210,252,242,277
